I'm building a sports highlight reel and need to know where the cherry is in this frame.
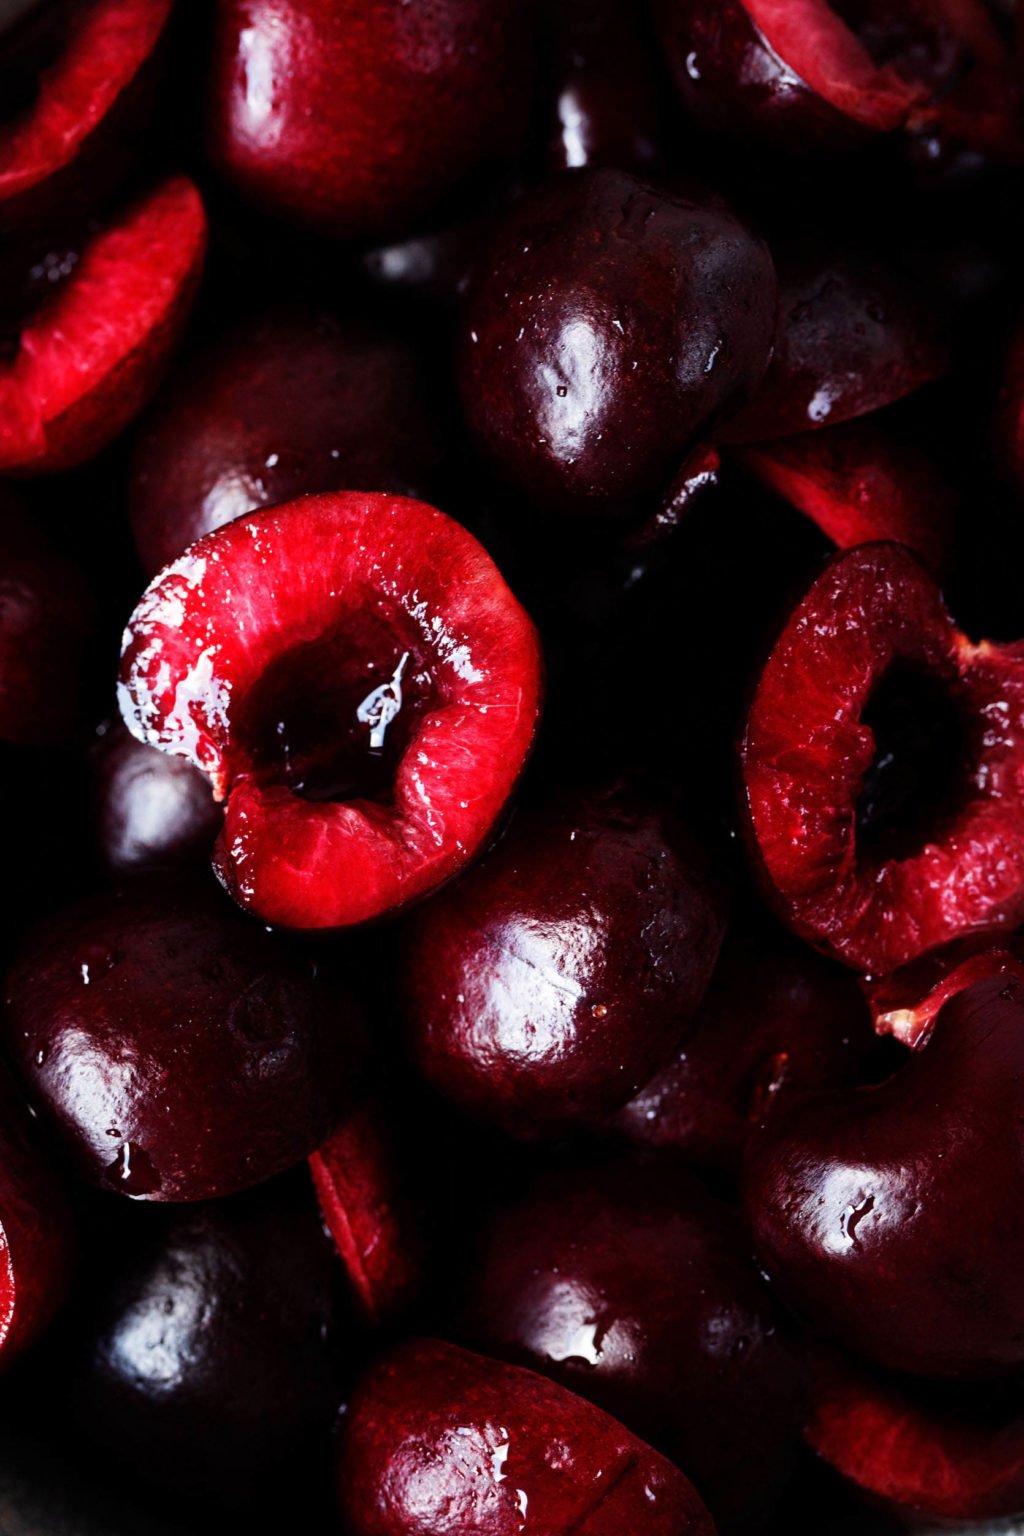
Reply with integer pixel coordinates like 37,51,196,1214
0,0,174,231
654,0,1020,161
807,1348,1024,1524
207,0,531,240
69,1191,347,1503
404,784,727,1136
460,1157,807,1533
741,542,1024,974
865,934,1024,1047
118,492,542,931
337,1337,715,1536
0,492,93,746
0,176,206,474
1,880,366,1200
458,168,777,516
734,417,955,576
719,244,948,444
129,306,445,576
610,921,878,1174
744,972,1024,1379
89,720,221,875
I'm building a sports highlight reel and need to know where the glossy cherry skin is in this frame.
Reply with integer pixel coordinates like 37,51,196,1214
70,1191,347,1502
89,721,221,875
461,1158,806,1532
207,0,531,240
404,785,728,1136
129,307,445,576
459,168,777,516
744,973,1024,1380
337,1337,716,1536
0,1068,74,1370
1,881,366,1200
0,493,93,746
611,921,878,1173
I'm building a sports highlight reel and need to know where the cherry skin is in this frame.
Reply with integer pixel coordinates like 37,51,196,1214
1,880,366,1201
69,1191,348,1503
337,1337,716,1536
89,721,221,875
207,0,531,240
461,1157,807,1533
744,972,1024,1380
404,784,728,1136
459,167,777,516
129,307,445,576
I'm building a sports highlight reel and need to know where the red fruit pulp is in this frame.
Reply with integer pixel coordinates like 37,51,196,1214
742,542,1024,973
865,934,1024,1047
118,493,543,930
0,176,207,473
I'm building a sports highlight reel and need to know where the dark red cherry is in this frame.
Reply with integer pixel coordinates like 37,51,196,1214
0,1069,74,1370
0,492,93,746
808,1349,1024,1524
865,934,1024,1047
1,881,366,1200
118,493,543,931
741,542,1024,973
129,307,445,576
71,1192,348,1503
207,0,531,240
337,1337,716,1536
0,0,174,232
611,922,878,1173
89,721,221,875
654,0,1020,161
744,972,1024,1379
720,245,948,444
461,1157,806,1533
0,177,206,474
459,168,777,516
404,785,728,1136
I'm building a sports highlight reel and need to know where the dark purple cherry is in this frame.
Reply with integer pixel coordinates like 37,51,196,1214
461,1157,806,1532
459,168,777,516
744,973,1024,1380
404,784,728,1137
611,921,879,1173
129,307,445,574
89,721,220,875
1,880,365,1200
71,1191,347,1503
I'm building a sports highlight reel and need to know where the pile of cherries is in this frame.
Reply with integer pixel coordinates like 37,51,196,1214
4,1,1024,1532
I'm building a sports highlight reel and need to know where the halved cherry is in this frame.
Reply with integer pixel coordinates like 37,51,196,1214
734,418,955,576
118,492,543,931
865,933,1024,1047
808,1349,1024,1524
0,0,174,230
655,0,1020,160
0,176,207,474
741,542,1024,973
720,246,948,444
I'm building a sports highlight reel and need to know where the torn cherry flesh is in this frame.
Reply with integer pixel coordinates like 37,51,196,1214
741,541,1024,974
735,417,955,576
336,1338,716,1536
0,176,207,474
0,492,94,746
459,168,777,516
744,972,1024,1379
118,493,542,931
461,1157,806,1533
611,921,878,1172
207,0,531,240
808,1348,1024,1524
129,307,445,576
0,0,173,230
89,721,221,875
1,881,366,1200
720,246,948,444
865,934,1024,1047
404,784,727,1136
